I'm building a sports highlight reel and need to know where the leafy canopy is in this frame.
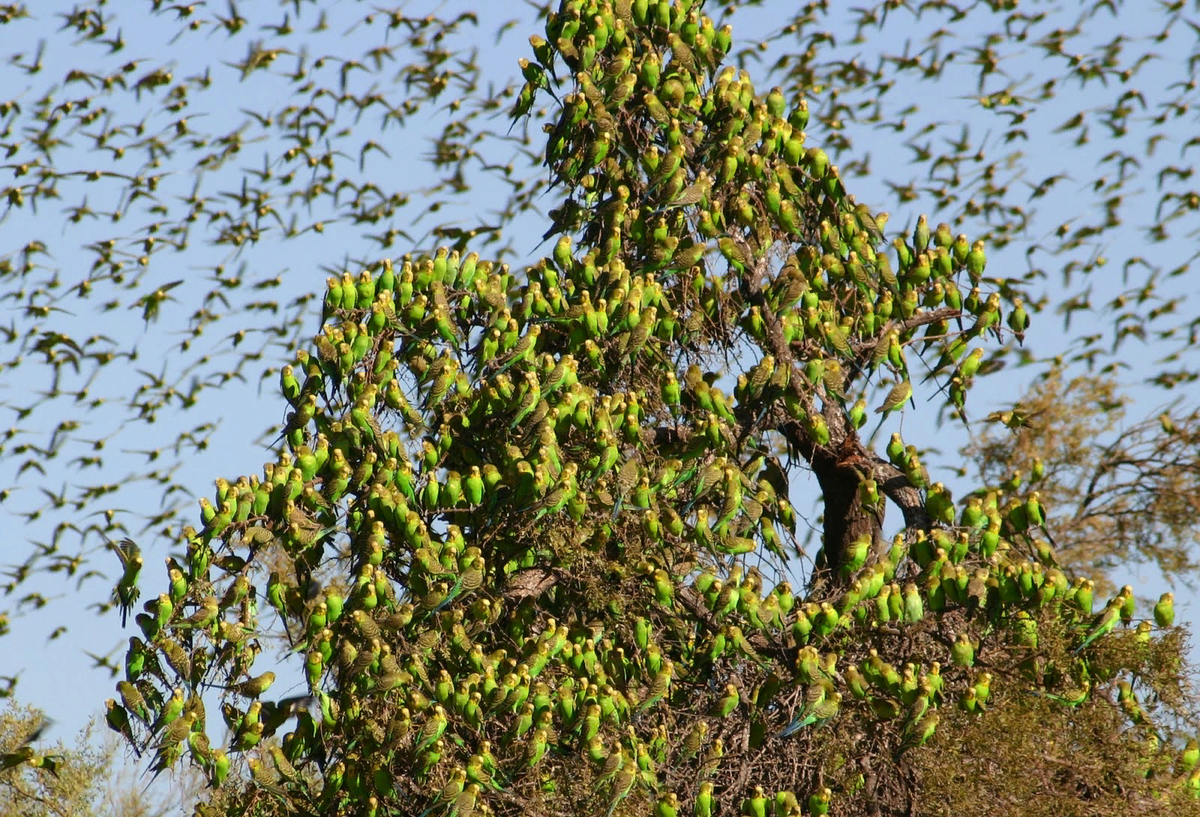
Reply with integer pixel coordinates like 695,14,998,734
4,0,1200,657
74,1,1200,816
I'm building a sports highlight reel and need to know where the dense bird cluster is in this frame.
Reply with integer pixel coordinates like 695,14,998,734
83,1,1200,816
4,0,1199,684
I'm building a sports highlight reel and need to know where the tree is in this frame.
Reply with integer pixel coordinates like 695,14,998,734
962,366,1200,594
0,701,178,817
5,0,1200,663
79,2,1199,816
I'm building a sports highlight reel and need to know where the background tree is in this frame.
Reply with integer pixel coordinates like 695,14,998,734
0,701,181,817
78,2,1200,816
962,366,1200,593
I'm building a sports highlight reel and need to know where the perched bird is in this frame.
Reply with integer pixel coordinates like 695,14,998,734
779,689,841,737
695,781,714,817
153,709,196,755
905,707,940,750
875,378,912,417
714,684,740,718
177,596,219,632
1075,594,1123,653
415,705,448,753
1154,591,1175,628
249,754,292,801
105,700,139,754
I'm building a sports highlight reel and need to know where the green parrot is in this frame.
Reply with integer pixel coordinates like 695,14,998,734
509,370,542,429
903,582,925,622
142,710,196,792
466,753,501,791
105,700,140,755
1075,596,1123,653
268,745,302,786
637,660,673,712
107,537,142,627
1179,738,1199,774
875,378,912,417
956,346,984,381
1073,578,1095,616
176,596,219,632
415,704,448,753
153,709,196,752
464,465,485,507
248,755,291,801
809,787,833,816
714,683,740,718
166,563,188,605
223,671,276,699
1006,295,1029,340
695,780,714,817
526,725,550,768
1154,591,1175,627
700,737,724,777
154,687,186,733
656,792,680,817
742,786,768,817
452,783,480,817
900,710,939,754
606,761,637,817
440,767,466,806
125,636,152,682
434,557,485,613
116,680,149,724
779,689,841,736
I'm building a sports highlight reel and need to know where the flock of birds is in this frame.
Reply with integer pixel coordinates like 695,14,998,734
2,0,1196,815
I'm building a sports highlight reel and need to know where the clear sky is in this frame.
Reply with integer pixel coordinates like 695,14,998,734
0,0,1195,800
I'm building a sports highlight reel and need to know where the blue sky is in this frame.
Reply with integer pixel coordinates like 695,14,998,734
0,0,1196,798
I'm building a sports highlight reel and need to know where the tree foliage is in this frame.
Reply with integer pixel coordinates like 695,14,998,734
0,702,175,817
962,367,1200,592
4,0,1200,663
46,1,1197,816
